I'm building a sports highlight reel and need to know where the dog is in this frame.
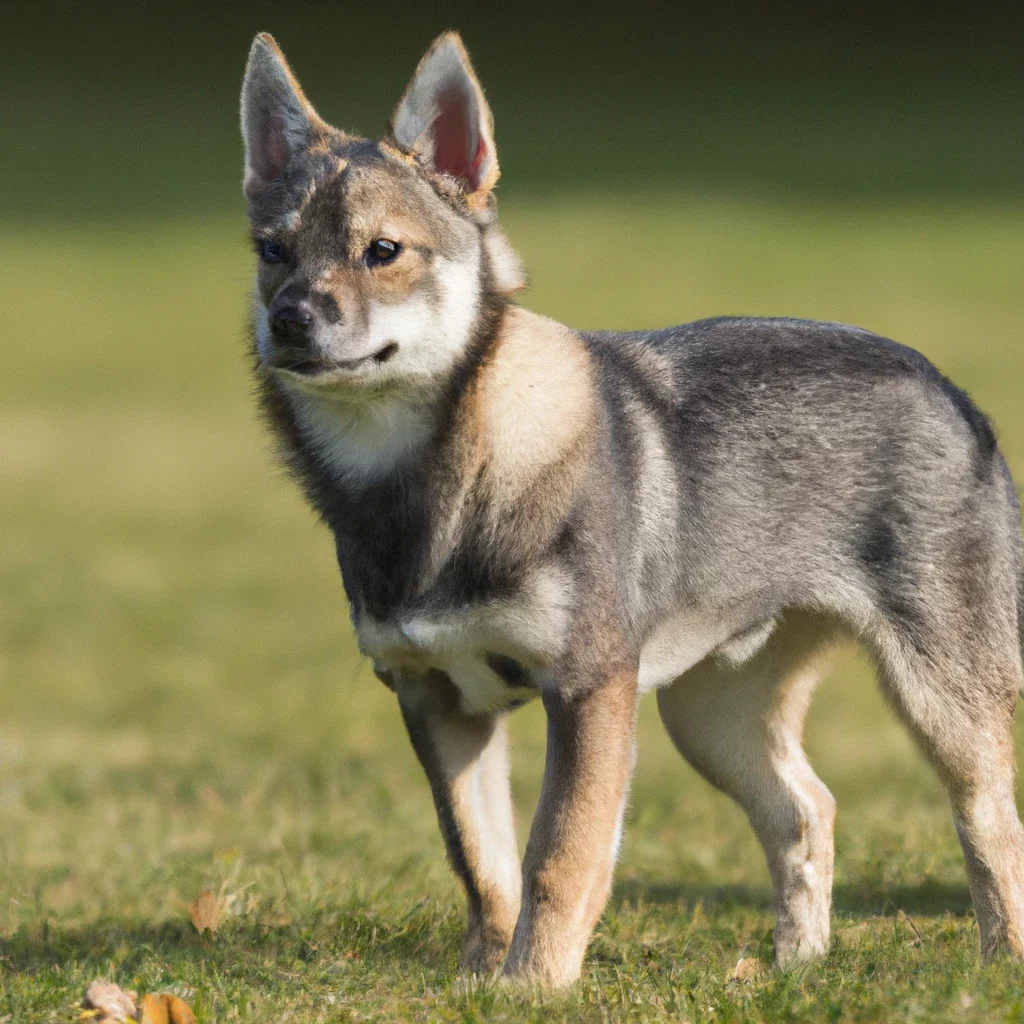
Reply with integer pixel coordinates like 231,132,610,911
240,31,1024,987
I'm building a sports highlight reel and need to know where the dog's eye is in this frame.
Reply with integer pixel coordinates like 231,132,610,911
260,240,287,263
367,239,401,266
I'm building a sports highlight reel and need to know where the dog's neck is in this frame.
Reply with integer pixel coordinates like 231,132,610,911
290,304,593,489
272,304,596,616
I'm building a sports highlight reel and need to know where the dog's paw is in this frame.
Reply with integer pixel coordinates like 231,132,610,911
460,924,511,976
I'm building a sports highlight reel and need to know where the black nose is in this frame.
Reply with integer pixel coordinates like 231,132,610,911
269,301,312,342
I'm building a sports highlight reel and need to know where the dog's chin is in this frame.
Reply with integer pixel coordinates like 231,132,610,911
269,343,401,394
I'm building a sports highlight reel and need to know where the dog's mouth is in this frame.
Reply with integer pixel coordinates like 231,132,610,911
270,343,399,378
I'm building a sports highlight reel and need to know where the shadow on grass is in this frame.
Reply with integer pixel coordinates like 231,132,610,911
1,881,974,977
0,908,457,977
0,920,204,974
614,878,973,917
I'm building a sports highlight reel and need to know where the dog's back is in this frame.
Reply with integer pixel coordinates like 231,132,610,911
583,316,1021,681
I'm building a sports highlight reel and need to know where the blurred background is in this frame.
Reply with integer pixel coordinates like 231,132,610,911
5,3,1024,219
1,2,1023,1016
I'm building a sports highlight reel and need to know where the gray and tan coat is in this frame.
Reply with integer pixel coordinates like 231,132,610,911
240,32,1024,987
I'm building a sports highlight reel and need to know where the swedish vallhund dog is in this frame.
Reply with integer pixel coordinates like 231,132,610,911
241,32,1024,986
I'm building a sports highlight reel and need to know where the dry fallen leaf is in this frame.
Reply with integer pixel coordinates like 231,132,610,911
140,993,196,1024
140,995,169,1024
725,955,763,988
81,981,195,1024
188,889,224,936
187,879,247,937
81,980,138,1022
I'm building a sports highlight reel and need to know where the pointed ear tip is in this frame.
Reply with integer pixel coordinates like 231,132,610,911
247,32,283,65
428,30,469,58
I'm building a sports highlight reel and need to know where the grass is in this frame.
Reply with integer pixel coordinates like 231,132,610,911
1,195,1023,1021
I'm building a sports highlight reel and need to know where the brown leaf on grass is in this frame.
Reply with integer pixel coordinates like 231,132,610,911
138,995,168,1024
81,982,196,1024
140,993,196,1024
188,889,225,935
187,879,248,936
725,954,764,990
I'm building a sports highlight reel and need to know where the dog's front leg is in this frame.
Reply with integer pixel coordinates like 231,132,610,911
504,670,638,987
396,672,521,974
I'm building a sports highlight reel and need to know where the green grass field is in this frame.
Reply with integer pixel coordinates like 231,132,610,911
2,196,1023,1022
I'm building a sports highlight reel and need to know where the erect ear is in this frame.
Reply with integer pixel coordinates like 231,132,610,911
241,34,323,199
390,32,499,199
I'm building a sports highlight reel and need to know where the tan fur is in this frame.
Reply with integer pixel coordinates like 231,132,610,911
474,310,594,490
505,671,638,986
657,613,842,963
285,161,472,327
424,309,595,580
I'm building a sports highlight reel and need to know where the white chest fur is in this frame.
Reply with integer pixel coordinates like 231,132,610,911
354,566,571,714
356,613,542,713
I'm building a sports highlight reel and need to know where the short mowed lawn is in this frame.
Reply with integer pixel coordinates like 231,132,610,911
2,197,1024,1022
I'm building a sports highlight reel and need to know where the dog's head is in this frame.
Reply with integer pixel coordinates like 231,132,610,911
242,33,523,401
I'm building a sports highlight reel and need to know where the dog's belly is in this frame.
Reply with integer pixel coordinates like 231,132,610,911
637,608,778,692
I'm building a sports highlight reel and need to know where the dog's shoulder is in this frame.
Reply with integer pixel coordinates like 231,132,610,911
461,307,596,490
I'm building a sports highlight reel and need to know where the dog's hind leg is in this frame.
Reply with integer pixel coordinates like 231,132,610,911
396,671,521,974
872,610,1024,959
657,613,839,965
